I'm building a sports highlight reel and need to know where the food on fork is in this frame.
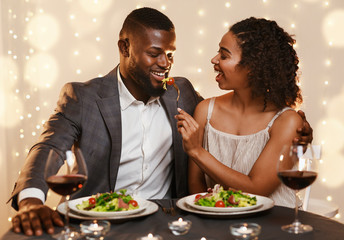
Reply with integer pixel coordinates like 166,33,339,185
162,75,180,103
76,189,139,212
162,76,175,90
194,184,257,208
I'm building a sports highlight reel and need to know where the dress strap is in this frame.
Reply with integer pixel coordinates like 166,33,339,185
207,97,216,122
203,97,216,148
267,107,294,128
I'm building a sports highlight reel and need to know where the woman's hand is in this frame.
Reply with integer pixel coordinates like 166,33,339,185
175,108,202,157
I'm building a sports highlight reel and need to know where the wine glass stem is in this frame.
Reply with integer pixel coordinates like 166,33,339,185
293,190,300,225
64,195,70,231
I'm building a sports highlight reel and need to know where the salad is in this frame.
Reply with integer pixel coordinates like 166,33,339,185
76,189,139,212
194,184,257,208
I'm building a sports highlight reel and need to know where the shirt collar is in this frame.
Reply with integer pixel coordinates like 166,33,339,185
117,67,161,110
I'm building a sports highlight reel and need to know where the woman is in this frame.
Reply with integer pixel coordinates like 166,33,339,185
176,17,303,207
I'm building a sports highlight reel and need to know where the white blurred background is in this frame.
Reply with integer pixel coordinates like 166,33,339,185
1,0,344,235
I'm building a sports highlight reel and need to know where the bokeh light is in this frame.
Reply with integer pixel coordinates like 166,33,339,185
322,10,344,47
301,0,320,2
0,56,18,89
0,89,24,127
319,151,344,188
77,0,113,14
24,53,59,89
69,6,102,35
26,14,60,50
327,88,344,124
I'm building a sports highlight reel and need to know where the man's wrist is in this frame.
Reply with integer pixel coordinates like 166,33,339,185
19,198,44,210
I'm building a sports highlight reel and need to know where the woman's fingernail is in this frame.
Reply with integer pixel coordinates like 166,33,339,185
177,108,181,112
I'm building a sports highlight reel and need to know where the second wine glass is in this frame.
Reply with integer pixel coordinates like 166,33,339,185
45,147,88,240
277,143,318,234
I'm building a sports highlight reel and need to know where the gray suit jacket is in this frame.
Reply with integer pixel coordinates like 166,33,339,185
10,66,202,210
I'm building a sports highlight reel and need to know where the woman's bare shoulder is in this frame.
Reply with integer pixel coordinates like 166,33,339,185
193,98,211,120
271,108,303,135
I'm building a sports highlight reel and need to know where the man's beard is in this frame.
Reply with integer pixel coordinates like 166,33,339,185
128,61,165,97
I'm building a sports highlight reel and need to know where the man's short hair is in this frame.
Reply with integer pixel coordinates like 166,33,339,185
120,7,175,37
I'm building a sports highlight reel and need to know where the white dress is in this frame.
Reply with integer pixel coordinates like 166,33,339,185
203,97,295,208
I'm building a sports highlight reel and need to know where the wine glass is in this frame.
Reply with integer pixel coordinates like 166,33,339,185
277,143,318,234
45,147,88,239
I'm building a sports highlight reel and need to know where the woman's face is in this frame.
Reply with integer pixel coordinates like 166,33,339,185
211,31,249,91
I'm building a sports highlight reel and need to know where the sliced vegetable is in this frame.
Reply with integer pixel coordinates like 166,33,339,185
194,184,257,208
76,189,139,212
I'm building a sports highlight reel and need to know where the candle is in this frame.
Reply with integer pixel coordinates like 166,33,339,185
168,218,192,236
138,233,162,240
237,226,253,234
88,222,104,231
80,220,110,239
229,223,261,239
173,218,188,227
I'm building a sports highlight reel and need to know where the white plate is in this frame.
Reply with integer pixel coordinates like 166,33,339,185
177,194,274,217
69,196,146,217
58,197,158,220
184,193,263,213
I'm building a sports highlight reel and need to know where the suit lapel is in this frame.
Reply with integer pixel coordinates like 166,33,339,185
96,67,122,191
161,93,184,196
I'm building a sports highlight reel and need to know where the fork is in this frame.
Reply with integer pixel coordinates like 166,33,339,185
169,199,177,216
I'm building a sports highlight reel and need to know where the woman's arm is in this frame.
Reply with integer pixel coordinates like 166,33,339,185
177,99,209,193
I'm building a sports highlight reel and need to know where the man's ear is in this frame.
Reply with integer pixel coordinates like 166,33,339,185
118,38,130,57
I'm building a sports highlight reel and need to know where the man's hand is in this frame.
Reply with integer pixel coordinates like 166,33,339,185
294,110,313,145
12,198,64,236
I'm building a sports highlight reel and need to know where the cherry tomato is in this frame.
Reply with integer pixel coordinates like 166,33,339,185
129,200,138,207
166,77,175,85
228,195,239,205
195,194,202,201
215,200,225,208
88,197,96,205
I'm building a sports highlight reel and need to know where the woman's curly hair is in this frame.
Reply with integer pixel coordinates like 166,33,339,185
230,17,302,110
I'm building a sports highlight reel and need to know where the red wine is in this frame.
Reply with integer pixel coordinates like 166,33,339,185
278,171,317,190
46,174,87,196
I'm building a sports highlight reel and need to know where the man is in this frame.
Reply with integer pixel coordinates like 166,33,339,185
9,7,312,236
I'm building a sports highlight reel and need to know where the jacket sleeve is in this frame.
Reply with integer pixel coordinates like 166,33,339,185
8,82,83,210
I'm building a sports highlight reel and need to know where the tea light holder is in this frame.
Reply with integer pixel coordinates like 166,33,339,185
229,223,261,240
80,220,111,240
136,233,163,240
168,218,192,235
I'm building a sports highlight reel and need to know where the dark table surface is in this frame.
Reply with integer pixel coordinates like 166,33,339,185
2,199,344,240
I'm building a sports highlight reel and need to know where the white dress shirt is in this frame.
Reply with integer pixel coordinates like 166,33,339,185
18,68,173,204
115,68,173,199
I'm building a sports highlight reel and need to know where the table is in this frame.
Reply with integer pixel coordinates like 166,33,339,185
2,199,344,240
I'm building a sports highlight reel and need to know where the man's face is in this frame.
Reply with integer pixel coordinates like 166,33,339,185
124,28,176,98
